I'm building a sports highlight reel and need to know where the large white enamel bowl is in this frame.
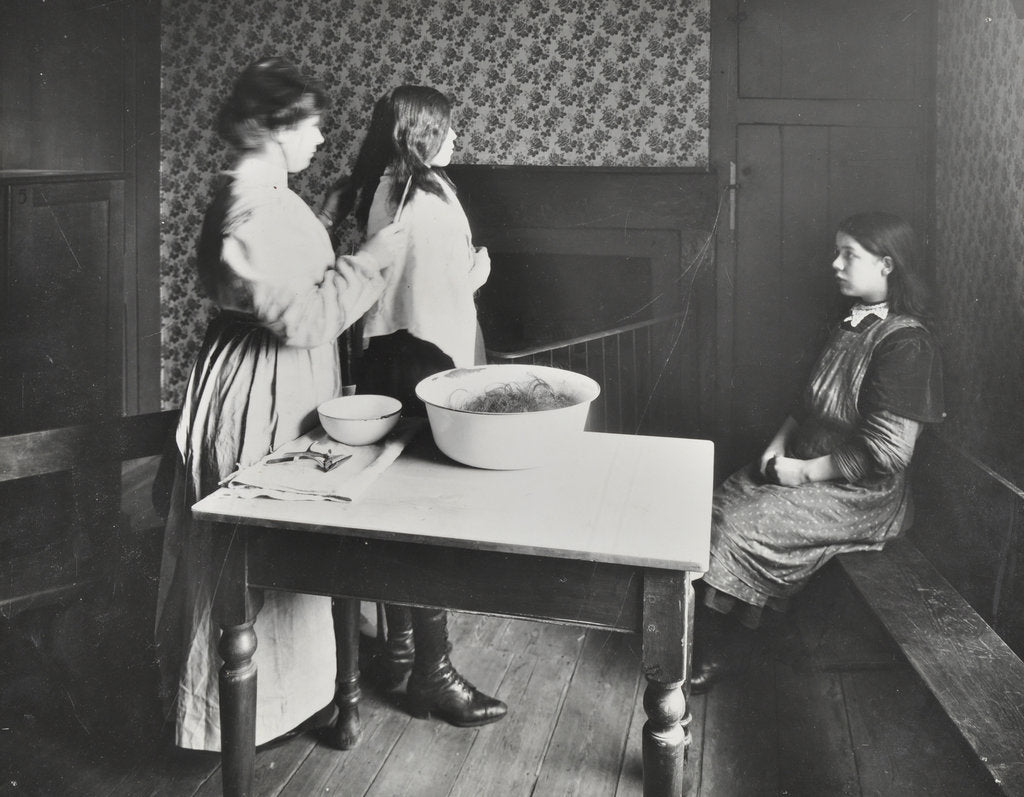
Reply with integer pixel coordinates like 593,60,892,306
415,364,601,469
318,394,402,446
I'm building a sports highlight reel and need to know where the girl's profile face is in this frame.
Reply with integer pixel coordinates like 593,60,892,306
430,126,457,167
832,232,890,304
274,114,324,173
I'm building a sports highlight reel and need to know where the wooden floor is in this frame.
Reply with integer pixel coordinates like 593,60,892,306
0,461,1004,796
0,572,1003,797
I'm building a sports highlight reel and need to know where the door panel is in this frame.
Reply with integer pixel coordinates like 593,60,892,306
828,126,924,223
733,125,783,370
738,0,927,100
1,178,124,433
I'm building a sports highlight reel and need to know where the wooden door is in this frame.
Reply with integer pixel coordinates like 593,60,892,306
0,175,125,434
0,0,163,415
711,0,936,471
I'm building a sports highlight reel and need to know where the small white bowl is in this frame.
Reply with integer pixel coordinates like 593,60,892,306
415,364,600,469
317,394,402,446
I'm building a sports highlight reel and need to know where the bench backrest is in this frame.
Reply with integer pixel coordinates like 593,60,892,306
0,410,179,616
0,410,179,483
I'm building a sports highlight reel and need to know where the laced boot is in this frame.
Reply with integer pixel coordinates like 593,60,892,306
405,608,507,727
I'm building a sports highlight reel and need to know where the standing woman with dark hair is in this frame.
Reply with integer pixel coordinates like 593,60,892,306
328,85,505,728
155,57,401,751
691,211,945,692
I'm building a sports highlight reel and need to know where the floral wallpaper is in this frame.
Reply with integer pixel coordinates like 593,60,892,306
159,0,711,406
934,0,1024,473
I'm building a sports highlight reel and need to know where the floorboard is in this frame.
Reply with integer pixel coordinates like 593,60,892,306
698,655,779,797
362,646,509,797
281,681,411,796
842,667,1002,797
448,622,585,797
775,663,860,797
532,629,642,797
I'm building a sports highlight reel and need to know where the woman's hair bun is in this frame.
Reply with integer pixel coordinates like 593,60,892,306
216,56,327,150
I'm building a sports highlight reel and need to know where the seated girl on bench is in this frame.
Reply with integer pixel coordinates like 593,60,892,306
692,211,945,692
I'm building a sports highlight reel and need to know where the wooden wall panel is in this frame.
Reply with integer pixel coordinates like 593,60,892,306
738,0,928,101
0,0,126,171
911,433,1024,656
0,0,162,415
0,175,124,433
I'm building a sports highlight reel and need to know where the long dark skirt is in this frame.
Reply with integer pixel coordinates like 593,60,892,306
358,330,455,417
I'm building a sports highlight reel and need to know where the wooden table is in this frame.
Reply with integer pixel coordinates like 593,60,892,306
192,431,713,797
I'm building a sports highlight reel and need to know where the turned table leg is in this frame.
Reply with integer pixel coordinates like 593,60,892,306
326,597,362,749
214,527,260,797
219,620,257,797
641,570,693,797
642,678,689,796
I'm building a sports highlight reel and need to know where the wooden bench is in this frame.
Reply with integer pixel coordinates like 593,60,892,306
0,410,179,618
838,437,1024,796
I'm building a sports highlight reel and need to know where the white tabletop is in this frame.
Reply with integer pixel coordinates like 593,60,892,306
192,431,713,572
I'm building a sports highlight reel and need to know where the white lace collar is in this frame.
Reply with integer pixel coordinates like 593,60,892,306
845,301,889,328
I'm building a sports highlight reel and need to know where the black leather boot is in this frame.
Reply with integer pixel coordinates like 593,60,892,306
689,601,752,694
405,608,507,727
379,604,415,689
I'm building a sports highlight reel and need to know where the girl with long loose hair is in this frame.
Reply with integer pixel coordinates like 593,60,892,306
328,85,504,729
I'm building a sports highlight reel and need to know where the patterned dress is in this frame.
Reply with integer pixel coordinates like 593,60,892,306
155,156,386,751
703,311,944,620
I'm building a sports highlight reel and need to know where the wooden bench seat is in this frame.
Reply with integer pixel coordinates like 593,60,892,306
839,534,1024,795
